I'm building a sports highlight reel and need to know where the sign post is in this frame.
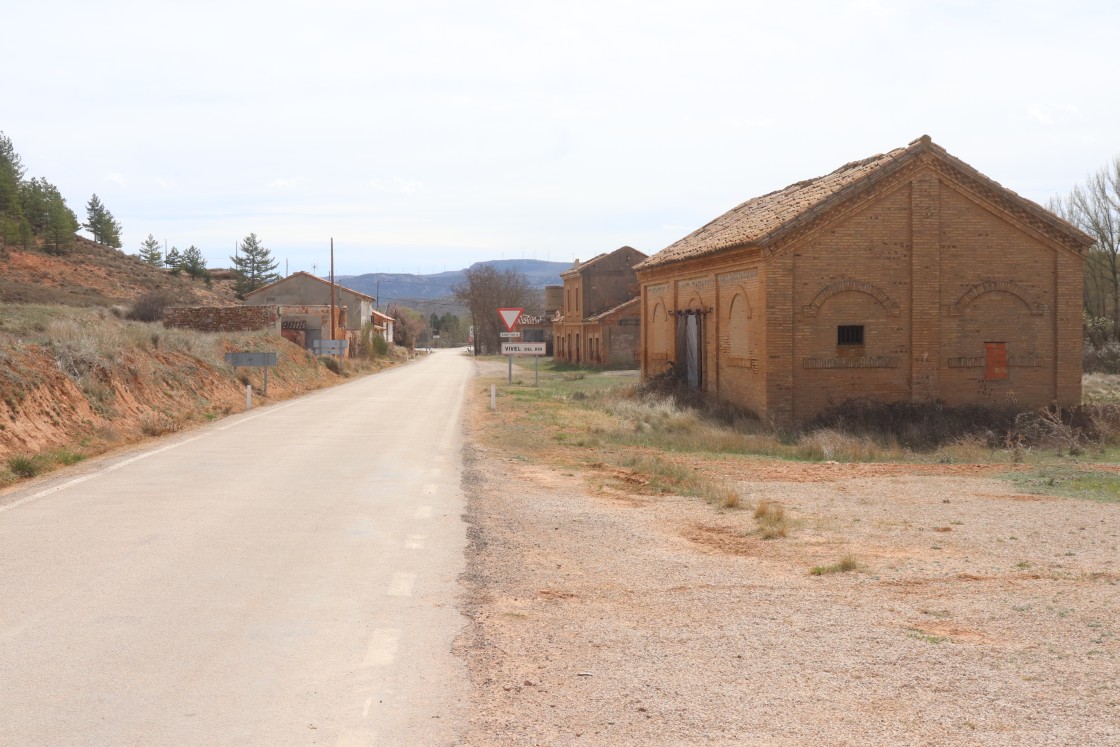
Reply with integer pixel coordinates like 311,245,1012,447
500,342,547,386
224,352,278,397
498,308,524,384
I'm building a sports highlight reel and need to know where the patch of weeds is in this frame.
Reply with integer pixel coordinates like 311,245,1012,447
47,448,85,466
1008,465,1120,503
754,499,789,539
7,454,45,479
906,629,948,644
1016,560,1031,569
810,554,859,575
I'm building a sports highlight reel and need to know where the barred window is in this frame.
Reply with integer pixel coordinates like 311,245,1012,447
837,325,864,346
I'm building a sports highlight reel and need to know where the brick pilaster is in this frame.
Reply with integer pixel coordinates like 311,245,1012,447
910,172,941,400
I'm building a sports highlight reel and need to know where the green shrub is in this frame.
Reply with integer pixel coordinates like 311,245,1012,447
8,455,43,478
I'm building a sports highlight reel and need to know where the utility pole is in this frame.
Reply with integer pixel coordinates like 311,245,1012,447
330,238,336,342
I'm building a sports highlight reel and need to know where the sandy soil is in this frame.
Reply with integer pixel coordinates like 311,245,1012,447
455,363,1120,745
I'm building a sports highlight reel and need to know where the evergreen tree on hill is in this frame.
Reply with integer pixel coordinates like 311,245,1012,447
21,177,78,255
139,233,163,266
165,245,183,276
230,232,278,297
0,131,31,248
83,193,122,248
181,245,209,281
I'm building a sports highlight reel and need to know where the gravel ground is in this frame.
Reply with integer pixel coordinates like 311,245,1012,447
454,362,1120,745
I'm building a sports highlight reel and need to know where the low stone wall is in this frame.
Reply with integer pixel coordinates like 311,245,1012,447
164,305,280,333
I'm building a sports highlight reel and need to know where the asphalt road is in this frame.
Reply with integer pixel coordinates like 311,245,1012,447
0,349,473,746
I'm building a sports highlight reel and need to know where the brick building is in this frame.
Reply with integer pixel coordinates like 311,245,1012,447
635,136,1093,423
553,246,646,366
244,272,376,356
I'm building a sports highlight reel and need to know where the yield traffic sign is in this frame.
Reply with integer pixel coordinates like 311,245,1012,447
497,307,523,331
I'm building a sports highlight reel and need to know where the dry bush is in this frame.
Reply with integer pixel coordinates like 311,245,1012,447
128,290,174,323
753,499,788,539
797,428,884,461
47,319,120,380
139,413,182,437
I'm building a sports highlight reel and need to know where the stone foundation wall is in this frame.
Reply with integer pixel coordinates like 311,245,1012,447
164,305,280,333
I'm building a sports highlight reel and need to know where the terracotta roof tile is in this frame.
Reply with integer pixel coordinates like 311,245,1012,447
637,145,912,269
586,297,639,322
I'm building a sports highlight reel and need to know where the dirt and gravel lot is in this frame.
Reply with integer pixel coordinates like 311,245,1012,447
455,362,1120,745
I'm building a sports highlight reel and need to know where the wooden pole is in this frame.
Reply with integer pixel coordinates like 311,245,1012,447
329,238,333,342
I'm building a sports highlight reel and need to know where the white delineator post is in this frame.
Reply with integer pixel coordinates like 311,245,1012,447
491,384,496,410
246,383,252,410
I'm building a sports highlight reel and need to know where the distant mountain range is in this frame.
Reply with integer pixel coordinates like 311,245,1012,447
336,259,571,309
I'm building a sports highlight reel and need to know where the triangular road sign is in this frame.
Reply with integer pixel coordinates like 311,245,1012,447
498,307,523,331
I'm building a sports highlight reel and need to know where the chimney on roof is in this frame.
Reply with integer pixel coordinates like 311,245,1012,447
573,258,580,268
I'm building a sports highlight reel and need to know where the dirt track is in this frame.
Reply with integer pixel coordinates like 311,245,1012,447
455,367,1120,745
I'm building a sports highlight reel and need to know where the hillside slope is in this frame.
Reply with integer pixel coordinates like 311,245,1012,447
0,236,237,307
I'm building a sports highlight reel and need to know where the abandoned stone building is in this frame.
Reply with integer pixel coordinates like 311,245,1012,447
553,246,646,367
244,271,378,356
634,136,1093,423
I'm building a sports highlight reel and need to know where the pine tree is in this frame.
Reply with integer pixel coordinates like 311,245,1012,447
139,233,163,266
230,232,278,297
165,246,183,276
0,131,29,247
84,194,122,248
181,245,208,280
21,178,78,254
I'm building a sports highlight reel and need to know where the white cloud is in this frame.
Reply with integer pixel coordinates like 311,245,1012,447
368,177,424,195
1026,103,1085,128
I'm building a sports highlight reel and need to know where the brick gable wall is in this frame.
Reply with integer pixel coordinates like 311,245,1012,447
638,164,1084,423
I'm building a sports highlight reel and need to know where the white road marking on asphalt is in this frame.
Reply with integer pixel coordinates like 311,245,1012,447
0,399,308,514
362,697,373,719
387,572,416,597
405,534,426,549
364,628,400,666
414,505,433,519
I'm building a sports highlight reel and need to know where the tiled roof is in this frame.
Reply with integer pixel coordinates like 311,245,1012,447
586,297,639,322
636,135,1093,271
245,271,376,301
560,253,608,279
560,246,646,278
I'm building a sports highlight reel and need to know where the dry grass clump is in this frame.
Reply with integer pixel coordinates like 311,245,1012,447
753,499,789,539
617,454,741,507
796,428,884,461
139,413,183,437
47,318,123,380
811,554,860,575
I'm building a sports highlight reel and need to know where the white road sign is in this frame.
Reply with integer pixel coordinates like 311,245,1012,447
502,342,547,355
498,308,523,331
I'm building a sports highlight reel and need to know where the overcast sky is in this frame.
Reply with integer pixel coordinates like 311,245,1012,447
6,0,1118,277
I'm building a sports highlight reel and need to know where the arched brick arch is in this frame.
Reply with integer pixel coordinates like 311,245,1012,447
727,292,750,358
949,280,1045,316
801,279,901,317
724,287,753,320
683,295,704,311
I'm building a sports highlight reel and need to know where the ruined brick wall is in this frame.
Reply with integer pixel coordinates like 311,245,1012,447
164,305,280,333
